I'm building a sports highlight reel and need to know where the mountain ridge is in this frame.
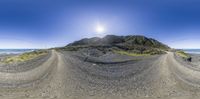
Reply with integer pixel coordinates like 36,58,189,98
61,35,170,55
67,35,170,50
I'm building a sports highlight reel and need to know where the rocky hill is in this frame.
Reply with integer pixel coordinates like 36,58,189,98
63,35,170,55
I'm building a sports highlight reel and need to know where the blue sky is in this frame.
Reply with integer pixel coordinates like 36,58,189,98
0,0,200,49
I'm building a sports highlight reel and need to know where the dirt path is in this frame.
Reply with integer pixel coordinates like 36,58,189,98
0,50,57,87
0,51,200,99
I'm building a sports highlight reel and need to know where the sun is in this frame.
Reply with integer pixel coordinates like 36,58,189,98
96,25,105,33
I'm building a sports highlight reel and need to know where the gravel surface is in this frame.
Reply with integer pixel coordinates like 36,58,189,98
188,54,200,68
0,50,200,99
0,53,51,73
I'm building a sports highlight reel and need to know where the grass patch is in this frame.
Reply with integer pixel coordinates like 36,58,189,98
176,51,190,58
176,50,192,62
113,50,150,56
1,50,48,64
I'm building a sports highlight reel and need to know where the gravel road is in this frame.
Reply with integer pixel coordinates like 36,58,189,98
0,51,200,99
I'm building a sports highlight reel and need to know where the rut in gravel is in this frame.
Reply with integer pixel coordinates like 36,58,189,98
0,51,200,99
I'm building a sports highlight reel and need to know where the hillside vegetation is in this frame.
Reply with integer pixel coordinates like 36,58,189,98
1,50,48,64
61,35,170,56
176,50,192,62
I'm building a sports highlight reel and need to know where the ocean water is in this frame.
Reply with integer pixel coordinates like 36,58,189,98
183,49,200,54
0,49,35,55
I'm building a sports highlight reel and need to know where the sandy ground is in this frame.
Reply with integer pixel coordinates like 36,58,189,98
0,50,200,99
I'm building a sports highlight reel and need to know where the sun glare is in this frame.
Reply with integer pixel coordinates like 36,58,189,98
96,25,105,33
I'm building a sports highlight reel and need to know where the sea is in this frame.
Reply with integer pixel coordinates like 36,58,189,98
183,49,200,54
0,49,35,55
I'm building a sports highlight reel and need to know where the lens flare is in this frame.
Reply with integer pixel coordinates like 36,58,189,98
96,25,105,34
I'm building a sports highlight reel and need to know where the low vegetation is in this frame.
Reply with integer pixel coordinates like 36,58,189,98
113,50,150,56
61,35,170,56
1,50,48,64
176,50,192,62
176,51,190,58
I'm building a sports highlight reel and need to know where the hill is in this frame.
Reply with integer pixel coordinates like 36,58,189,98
61,35,170,55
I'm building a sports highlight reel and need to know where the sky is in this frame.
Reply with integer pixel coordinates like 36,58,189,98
0,0,200,49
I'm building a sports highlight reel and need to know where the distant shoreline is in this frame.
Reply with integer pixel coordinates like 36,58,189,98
182,49,200,54
0,49,36,55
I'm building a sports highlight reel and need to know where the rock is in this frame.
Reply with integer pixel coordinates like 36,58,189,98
187,57,192,62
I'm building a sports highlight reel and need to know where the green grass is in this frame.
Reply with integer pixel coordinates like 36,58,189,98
113,50,150,56
176,51,190,58
1,50,48,64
